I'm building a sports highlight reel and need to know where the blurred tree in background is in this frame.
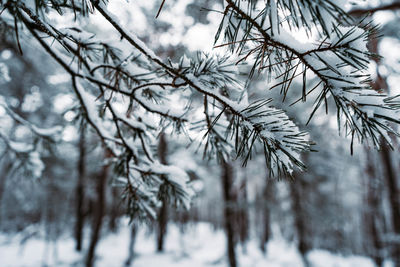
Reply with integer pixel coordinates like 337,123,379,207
0,1,400,267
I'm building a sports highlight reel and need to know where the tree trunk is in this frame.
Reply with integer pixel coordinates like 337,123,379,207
221,161,237,267
75,128,86,251
157,199,168,252
289,178,310,267
381,144,400,266
108,187,119,232
348,10,398,265
156,133,168,252
260,179,274,254
364,148,384,267
238,178,249,253
85,152,109,267
125,223,138,266
0,158,12,226
365,17,400,266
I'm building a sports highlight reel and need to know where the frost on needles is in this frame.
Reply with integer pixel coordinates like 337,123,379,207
1,0,399,218
218,0,400,149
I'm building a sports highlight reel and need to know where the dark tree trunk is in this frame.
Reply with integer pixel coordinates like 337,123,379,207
348,10,396,265
289,178,310,267
156,133,168,252
381,144,400,266
75,128,86,251
157,199,168,252
364,17,400,266
238,178,249,252
0,158,12,226
260,179,274,254
221,161,237,267
125,223,138,266
364,148,384,267
85,153,109,267
108,187,119,232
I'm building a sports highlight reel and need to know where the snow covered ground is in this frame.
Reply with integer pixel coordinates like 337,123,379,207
0,221,388,267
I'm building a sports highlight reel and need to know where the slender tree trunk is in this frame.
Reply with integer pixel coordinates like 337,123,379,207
260,179,273,254
108,187,119,232
157,133,168,252
221,161,237,267
75,128,86,251
125,223,138,266
43,178,57,266
364,148,384,267
85,152,110,267
0,163,10,207
289,178,310,267
0,158,12,226
157,200,168,252
238,178,249,253
381,144,400,266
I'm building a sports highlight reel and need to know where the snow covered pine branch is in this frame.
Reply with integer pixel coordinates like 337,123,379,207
1,0,399,217
218,0,400,149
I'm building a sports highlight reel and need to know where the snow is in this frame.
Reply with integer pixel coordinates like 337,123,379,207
8,140,34,153
26,151,45,179
1,50,12,60
74,80,117,142
222,1,400,148
47,74,71,85
241,100,310,173
0,134,45,178
31,125,63,139
185,73,247,112
52,94,75,113
0,62,11,84
134,88,187,120
131,161,194,210
0,220,388,267
97,1,160,61
21,91,43,113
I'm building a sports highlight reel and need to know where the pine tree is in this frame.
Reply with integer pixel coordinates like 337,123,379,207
1,0,399,231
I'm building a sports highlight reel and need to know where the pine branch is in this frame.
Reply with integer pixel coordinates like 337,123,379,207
94,3,310,174
349,2,400,16
223,0,400,148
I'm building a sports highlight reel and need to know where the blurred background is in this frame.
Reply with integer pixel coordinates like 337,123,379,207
0,0,400,266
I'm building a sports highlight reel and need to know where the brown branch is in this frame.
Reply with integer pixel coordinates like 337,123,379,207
94,3,248,119
93,2,310,167
22,15,185,123
349,2,400,17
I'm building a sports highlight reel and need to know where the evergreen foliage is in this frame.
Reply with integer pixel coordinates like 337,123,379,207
0,0,399,219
